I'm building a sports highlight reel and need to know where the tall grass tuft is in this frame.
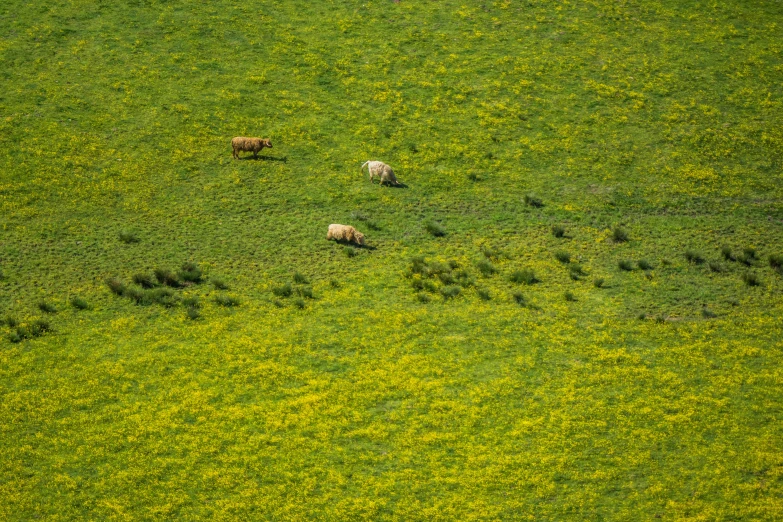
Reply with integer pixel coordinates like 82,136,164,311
215,295,240,307
742,272,760,287
38,301,57,314
554,251,571,264
477,288,491,301
441,285,461,299
272,283,292,298
107,277,126,296
637,259,653,271
612,226,629,243
721,246,735,261
618,260,634,271
212,278,229,290
593,278,605,288
70,296,90,310
119,230,140,244
476,259,497,276
179,262,203,283
133,273,157,288
564,291,576,302
510,269,539,285
685,250,705,264
512,291,528,306
293,272,309,284
524,194,544,208
154,268,181,287
552,225,566,238
769,254,783,274
708,262,723,273
425,221,447,237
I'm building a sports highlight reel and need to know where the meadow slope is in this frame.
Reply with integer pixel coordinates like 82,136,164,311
1,0,782,519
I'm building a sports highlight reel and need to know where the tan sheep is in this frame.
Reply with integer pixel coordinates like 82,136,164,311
326,224,366,246
231,137,272,159
361,160,400,186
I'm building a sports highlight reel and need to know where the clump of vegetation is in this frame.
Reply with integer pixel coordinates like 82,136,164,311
618,260,634,271
107,277,126,295
467,172,481,182
742,272,760,287
215,295,240,307
3,316,18,328
178,262,203,283
441,285,461,299
612,226,629,243
416,293,431,303
296,286,314,299
293,272,309,284
721,246,736,261
569,264,587,279
480,245,503,260
212,278,229,290
70,296,89,310
684,250,705,264
38,301,57,314
186,307,201,320
552,225,566,238
119,230,140,244
477,288,491,301
476,259,497,276
564,291,576,302
708,262,723,273
154,268,181,288
512,291,528,306
637,259,653,271
554,251,571,264
524,194,543,208
510,269,539,285
702,307,717,319
291,298,305,309
272,283,293,298
738,247,757,266
9,319,52,343
344,246,359,258
425,220,447,237
182,297,201,309
329,279,340,288
769,254,783,274
133,273,157,288
593,278,605,288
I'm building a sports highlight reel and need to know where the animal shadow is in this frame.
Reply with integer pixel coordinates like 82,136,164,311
242,155,288,163
337,241,377,251
375,181,408,189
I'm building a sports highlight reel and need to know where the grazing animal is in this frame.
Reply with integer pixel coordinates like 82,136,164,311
361,160,400,186
231,137,272,159
327,224,366,246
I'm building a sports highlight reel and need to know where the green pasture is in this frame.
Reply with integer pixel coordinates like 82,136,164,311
1,0,782,519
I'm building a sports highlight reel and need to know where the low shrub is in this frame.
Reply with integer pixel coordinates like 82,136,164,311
770,254,783,273
564,291,576,302
416,292,431,303
467,172,481,182
742,247,758,261
38,301,57,314
512,291,527,306
554,251,571,264
742,272,760,287
329,279,341,288
410,256,428,275
637,259,653,271
524,194,544,208
477,288,491,301
30,319,52,336
272,299,285,308
685,250,705,264
133,273,157,289
552,225,566,238
440,285,461,299
569,264,587,277
179,262,203,283
212,278,229,290
708,262,723,273
702,308,717,319
425,221,447,237
476,259,497,276
3,316,18,328
119,230,140,244
293,298,306,309
272,283,292,298
107,277,126,296
71,296,89,310
481,246,502,260
721,246,735,261
154,268,181,287
593,278,605,288
297,286,314,299
293,272,309,284
510,269,539,285
612,226,629,243
215,295,240,307
182,297,201,309
344,246,359,258
186,307,201,320
438,272,456,285
618,260,634,271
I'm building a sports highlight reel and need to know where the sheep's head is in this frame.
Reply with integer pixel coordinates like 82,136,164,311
264,139,273,148
355,232,365,245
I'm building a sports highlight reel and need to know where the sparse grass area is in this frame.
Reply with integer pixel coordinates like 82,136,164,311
1,0,783,519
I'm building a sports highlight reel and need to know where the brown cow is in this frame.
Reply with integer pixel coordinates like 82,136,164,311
231,137,272,159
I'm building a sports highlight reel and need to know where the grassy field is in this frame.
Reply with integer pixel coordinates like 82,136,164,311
1,0,783,519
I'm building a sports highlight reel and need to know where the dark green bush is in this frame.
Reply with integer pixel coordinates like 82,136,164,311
510,269,539,285
721,246,735,261
564,291,576,302
344,246,359,258
215,295,240,307
119,230,140,244
31,319,52,336
179,262,203,283
612,227,629,243
329,279,341,288
554,251,571,264
182,297,201,309
272,283,292,298
133,273,157,288
293,272,309,284
524,194,544,208
38,301,57,314
3,316,18,328
416,292,431,303
186,307,201,320
297,286,314,299
71,296,89,310
618,260,634,271
477,288,491,301
293,298,306,309
742,272,760,287
481,246,502,260
702,308,717,319
685,250,705,264
552,225,565,238
409,256,428,275
512,291,527,306
107,277,126,296
476,259,497,276
569,264,587,277
708,262,723,273
637,259,653,271
212,278,229,290
467,172,481,182
425,221,447,237
593,278,605,288
438,272,456,285
154,268,181,287
440,285,461,299
770,254,783,273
